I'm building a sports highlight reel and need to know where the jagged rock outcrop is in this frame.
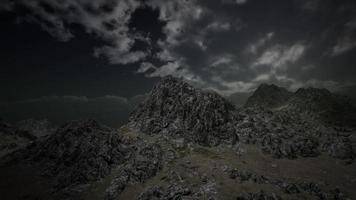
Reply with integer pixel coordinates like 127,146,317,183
236,107,323,159
129,78,354,161
227,167,348,200
105,143,163,200
245,84,292,108
322,134,354,161
2,119,164,199
21,119,136,189
129,76,239,146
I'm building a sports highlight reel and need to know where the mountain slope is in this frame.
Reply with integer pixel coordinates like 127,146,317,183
0,119,38,157
1,119,163,200
287,88,356,127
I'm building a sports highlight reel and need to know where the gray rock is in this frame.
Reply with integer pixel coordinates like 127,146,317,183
20,120,136,189
129,76,238,146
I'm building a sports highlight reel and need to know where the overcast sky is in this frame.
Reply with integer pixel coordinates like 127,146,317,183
1,0,356,125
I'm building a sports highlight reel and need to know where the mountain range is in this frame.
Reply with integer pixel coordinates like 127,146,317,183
1,76,356,200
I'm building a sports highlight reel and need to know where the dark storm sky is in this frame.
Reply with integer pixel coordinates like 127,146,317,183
1,0,356,125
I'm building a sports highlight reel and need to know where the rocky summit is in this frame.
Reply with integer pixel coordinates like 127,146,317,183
245,84,293,108
129,76,238,146
1,77,356,200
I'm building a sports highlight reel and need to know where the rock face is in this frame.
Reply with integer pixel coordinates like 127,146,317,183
2,119,164,199
245,84,292,108
129,77,355,161
129,76,238,146
23,119,136,189
236,107,323,159
105,143,163,200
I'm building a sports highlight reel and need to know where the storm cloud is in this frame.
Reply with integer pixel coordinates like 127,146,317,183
1,0,356,95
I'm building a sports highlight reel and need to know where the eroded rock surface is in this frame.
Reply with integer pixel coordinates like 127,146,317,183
129,76,238,146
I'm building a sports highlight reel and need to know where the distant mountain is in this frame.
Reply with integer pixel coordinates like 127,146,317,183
337,85,356,102
245,84,293,108
129,94,148,106
226,92,252,107
245,84,356,127
287,88,356,127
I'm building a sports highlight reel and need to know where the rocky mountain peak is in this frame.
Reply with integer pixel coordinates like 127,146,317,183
129,76,238,146
245,83,292,108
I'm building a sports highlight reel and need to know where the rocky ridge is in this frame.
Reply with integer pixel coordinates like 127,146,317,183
245,85,356,127
130,76,355,162
1,76,356,200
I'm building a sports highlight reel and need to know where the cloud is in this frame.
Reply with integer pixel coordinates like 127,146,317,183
1,0,355,95
246,32,274,54
222,0,248,5
1,0,145,64
210,56,233,67
146,60,199,82
235,0,248,5
138,62,157,73
301,0,320,11
206,21,231,32
94,46,147,65
207,76,254,95
253,44,305,70
136,0,246,90
148,0,203,46
330,19,356,56
331,36,356,56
